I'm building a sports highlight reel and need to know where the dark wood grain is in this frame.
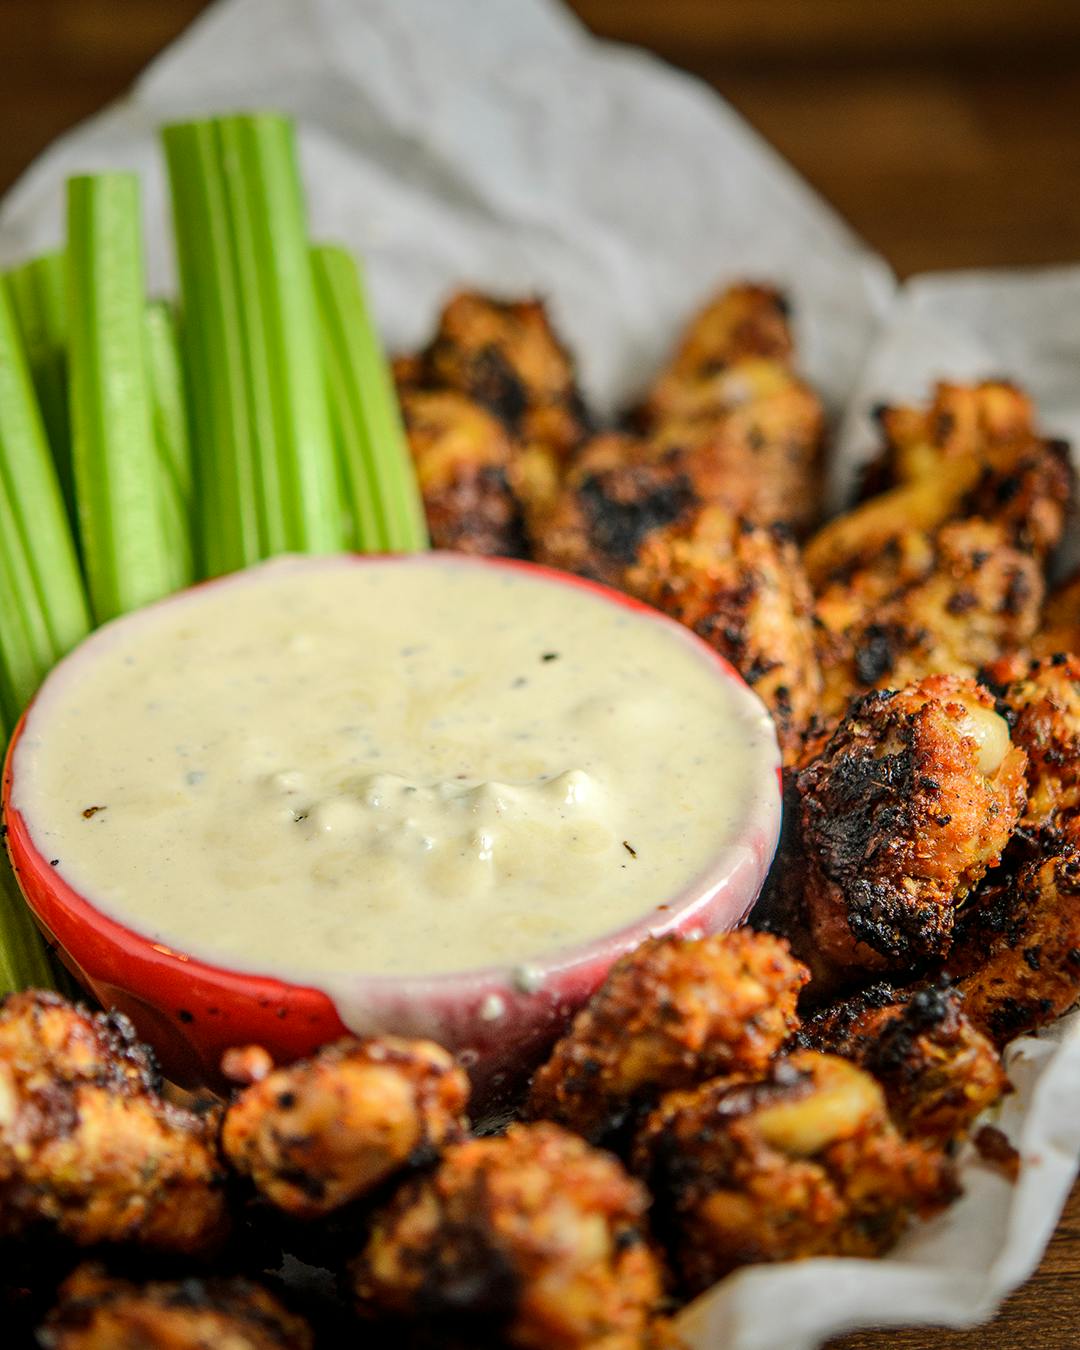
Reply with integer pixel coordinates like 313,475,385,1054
1,4,1078,1347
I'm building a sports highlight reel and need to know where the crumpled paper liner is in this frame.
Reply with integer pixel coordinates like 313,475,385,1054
3,2,1079,1345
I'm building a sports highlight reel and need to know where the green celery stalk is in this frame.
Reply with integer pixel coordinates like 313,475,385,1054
0,279,90,729
162,114,345,574
0,852,55,995
144,301,194,591
311,244,428,553
4,252,72,527
67,173,175,622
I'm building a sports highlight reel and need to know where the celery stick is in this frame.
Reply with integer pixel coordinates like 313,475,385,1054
144,301,194,591
4,252,72,526
68,174,175,622
0,855,54,995
163,114,345,574
0,281,90,729
311,245,428,553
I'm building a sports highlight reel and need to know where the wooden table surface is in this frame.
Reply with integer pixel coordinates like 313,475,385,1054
2,4,1079,1347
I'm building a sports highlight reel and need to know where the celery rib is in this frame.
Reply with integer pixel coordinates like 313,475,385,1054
68,174,176,622
144,301,195,591
163,114,345,574
311,245,428,553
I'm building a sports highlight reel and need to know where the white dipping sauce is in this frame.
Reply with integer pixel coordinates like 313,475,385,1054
14,555,777,980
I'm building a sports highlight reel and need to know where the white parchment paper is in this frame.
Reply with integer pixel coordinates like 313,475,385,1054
3,2,1079,1345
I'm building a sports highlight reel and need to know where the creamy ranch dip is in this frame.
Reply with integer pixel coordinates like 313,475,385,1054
14,555,778,981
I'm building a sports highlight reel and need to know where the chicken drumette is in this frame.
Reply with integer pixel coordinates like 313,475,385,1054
633,1050,955,1294
796,675,1027,982
0,991,227,1254
352,1121,665,1350
526,931,808,1143
38,1264,312,1350
801,982,1007,1146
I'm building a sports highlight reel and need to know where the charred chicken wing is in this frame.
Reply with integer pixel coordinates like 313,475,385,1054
633,1050,955,1293
221,1035,469,1220
526,932,808,1142
1033,571,1080,661
625,505,823,764
802,983,1007,1146
797,676,1027,979
0,991,227,1254
352,1121,664,1350
38,1264,312,1350
945,850,1080,1046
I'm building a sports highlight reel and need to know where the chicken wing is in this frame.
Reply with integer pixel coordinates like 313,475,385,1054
801,982,1007,1146
0,991,227,1254
945,850,1080,1046
796,675,1027,980
221,1036,469,1220
1033,571,1080,660
352,1121,664,1350
525,932,808,1142
633,1050,955,1293
625,505,823,764
38,1264,312,1350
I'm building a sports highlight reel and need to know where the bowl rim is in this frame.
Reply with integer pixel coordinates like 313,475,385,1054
2,550,782,1001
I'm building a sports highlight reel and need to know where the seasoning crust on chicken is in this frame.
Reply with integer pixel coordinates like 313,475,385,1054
221,1036,470,1220
526,932,808,1142
633,1050,956,1294
945,850,1080,1046
38,1264,312,1350
797,676,1027,980
352,1121,665,1350
626,505,823,764
801,983,1007,1146
0,991,227,1254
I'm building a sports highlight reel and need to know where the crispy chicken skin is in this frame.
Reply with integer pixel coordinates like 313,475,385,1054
38,1264,312,1350
801,983,1007,1146
525,932,808,1142
988,654,1080,845
417,291,589,459
945,850,1080,1046
797,676,1027,978
352,1121,664,1350
814,518,1043,723
633,1051,955,1293
528,433,697,587
220,1036,469,1220
636,286,825,535
0,992,227,1254
625,505,823,765
400,389,527,556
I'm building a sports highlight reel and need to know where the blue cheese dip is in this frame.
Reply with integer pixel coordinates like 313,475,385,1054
13,555,779,981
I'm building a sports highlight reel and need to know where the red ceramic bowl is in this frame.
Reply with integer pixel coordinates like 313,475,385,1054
2,554,781,1109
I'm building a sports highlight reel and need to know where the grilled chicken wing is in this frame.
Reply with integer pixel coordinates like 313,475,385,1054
625,505,823,764
352,1121,664,1350
0,992,227,1254
221,1036,469,1220
415,291,589,460
796,675,1027,980
633,1051,955,1293
1033,571,1080,661
401,389,528,556
945,850,1080,1046
38,1264,312,1350
801,983,1007,1146
526,932,808,1143
636,285,825,535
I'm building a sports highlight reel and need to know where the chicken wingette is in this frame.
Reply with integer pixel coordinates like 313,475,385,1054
796,675,1027,981
352,1121,665,1350
38,1264,312,1350
801,982,1007,1146
633,1051,956,1293
0,991,227,1254
221,1036,470,1220
526,932,808,1143
625,505,823,764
